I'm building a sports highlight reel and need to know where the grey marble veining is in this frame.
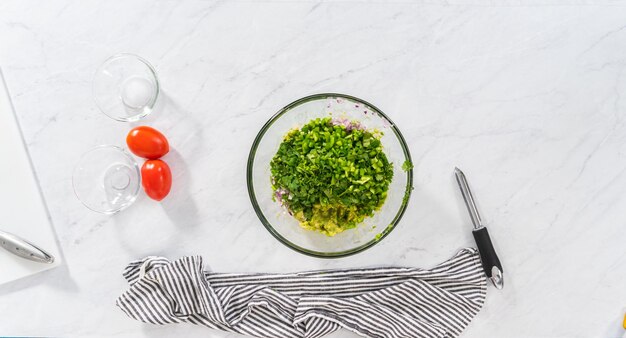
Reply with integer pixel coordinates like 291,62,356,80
1,1,626,337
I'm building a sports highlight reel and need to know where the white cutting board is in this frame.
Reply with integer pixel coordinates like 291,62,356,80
0,69,61,285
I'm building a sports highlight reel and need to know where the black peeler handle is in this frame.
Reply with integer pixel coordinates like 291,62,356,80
472,227,504,289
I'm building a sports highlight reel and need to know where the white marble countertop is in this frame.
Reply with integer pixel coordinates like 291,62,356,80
1,1,626,337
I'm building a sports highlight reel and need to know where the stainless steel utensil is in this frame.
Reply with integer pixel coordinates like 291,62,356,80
0,229,55,264
454,167,504,289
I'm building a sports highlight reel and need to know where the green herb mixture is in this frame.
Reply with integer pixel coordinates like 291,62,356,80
270,117,394,236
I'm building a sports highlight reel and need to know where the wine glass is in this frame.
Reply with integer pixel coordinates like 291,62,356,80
72,145,141,214
93,53,159,122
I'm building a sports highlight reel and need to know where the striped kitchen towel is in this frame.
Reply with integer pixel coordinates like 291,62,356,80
116,248,486,338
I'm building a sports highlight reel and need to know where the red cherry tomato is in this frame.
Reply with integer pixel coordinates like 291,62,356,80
126,126,169,160
141,160,172,201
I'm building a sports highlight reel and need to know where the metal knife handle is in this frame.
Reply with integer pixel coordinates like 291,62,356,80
0,230,55,264
472,227,503,289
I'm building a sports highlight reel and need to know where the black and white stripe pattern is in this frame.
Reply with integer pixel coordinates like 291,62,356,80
116,248,486,338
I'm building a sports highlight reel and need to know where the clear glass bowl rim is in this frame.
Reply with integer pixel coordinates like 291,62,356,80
92,52,160,122
72,145,141,214
246,93,414,258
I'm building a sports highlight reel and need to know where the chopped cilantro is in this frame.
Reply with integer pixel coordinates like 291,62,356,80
402,160,414,171
270,117,394,236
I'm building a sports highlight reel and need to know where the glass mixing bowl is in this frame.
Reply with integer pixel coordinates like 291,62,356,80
247,93,413,258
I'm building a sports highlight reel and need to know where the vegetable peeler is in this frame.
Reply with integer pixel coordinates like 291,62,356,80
454,167,504,289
